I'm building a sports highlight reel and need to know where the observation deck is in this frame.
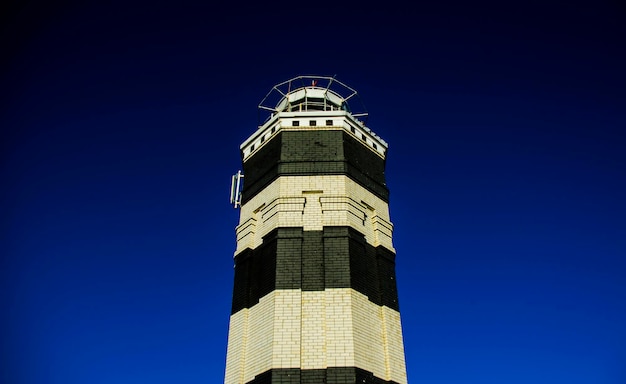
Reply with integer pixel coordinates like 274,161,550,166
258,75,368,122
242,75,387,161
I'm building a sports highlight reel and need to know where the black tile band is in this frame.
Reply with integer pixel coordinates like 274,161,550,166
230,227,399,315
247,367,400,384
241,131,389,204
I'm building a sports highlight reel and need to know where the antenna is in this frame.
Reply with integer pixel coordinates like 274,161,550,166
229,170,244,208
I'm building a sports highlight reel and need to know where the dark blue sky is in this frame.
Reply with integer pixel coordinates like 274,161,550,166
2,1,625,383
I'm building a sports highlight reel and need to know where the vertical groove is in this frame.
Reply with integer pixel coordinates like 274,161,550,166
380,306,391,381
240,310,249,384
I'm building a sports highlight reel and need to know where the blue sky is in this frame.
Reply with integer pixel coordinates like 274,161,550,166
2,1,625,383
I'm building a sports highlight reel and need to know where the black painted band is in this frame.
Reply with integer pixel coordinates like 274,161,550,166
247,367,400,384
241,131,389,204
230,227,399,315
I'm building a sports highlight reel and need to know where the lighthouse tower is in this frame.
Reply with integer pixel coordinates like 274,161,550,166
225,76,408,384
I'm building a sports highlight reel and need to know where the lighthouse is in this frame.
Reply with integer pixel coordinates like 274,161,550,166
225,76,408,384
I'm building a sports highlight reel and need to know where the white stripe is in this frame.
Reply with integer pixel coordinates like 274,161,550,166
235,175,394,255
224,288,407,384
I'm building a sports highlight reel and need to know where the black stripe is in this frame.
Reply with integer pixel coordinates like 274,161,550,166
240,131,389,204
247,367,401,384
230,227,399,314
